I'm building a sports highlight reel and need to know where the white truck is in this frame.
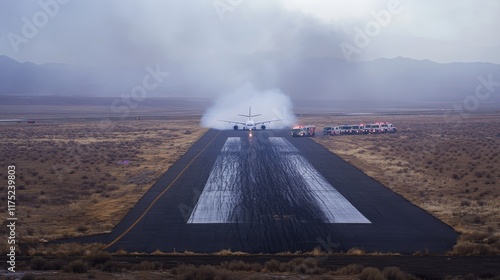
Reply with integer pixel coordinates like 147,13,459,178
367,122,397,134
380,122,397,133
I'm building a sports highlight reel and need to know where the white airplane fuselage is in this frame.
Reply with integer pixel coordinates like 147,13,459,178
244,120,256,130
219,106,281,131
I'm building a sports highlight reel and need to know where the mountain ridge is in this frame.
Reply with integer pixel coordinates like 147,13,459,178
0,55,499,104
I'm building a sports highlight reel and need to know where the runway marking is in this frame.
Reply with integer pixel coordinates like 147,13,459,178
268,137,298,152
104,130,221,249
188,137,241,223
288,154,370,223
189,136,370,224
221,137,241,152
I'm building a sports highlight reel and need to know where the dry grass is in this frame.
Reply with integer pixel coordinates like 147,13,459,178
308,113,500,255
17,257,370,279
0,119,207,253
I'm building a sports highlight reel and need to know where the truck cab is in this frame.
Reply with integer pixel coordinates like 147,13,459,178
323,126,333,135
351,125,364,134
380,122,397,133
340,125,353,135
291,125,316,137
330,126,341,135
368,124,383,134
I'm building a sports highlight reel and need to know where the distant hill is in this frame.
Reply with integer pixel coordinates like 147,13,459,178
1,55,499,105
0,55,148,97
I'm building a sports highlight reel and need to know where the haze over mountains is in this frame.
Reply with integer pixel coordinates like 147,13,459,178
1,0,499,113
1,55,499,106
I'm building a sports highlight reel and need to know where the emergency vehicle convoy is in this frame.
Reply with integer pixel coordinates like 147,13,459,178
323,122,397,135
291,125,316,137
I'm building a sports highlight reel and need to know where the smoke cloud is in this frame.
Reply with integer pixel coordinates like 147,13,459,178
201,83,297,130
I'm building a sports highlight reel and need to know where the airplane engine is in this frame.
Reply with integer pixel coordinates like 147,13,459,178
261,125,266,130
233,125,238,130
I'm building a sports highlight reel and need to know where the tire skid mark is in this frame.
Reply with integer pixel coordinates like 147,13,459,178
189,135,369,226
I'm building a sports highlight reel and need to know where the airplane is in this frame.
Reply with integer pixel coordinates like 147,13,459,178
219,106,281,130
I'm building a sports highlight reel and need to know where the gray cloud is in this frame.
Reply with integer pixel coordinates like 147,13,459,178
0,0,499,102
1,0,499,66
0,1,345,64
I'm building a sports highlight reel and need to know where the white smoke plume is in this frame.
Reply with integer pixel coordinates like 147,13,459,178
201,83,297,130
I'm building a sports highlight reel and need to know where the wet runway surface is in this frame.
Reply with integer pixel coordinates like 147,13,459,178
188,136,369,224
78,129,458,253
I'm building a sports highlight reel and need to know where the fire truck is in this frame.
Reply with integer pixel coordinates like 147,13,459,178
291,125,316,137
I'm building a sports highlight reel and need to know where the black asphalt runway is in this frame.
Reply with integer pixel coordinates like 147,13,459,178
72,129,458,254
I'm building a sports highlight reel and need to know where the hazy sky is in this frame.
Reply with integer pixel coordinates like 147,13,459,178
0,0,499,66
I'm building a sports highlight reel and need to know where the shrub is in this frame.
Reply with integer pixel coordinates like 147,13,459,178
263,259,280,272
76,225,89,233
134,261,162,271
262,258,325,274
30,257,48,270
151,249,166,255
336,263,364,275
292,258,322,274
29,257,64,271
196,265,217,278
175,264,224,280
459,231,490,243
451,242,499,256
86,251,111,266
359,267,385,280
101,261,130,273
47,260,64,270
21,273,36,280
64,260,88,273
347,247,366,255
308,246,327,256
172,263,196,275
383,266,411,280
215,249,232,256
220,260,261,272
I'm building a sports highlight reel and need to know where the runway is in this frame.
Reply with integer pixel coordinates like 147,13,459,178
84,129,457,253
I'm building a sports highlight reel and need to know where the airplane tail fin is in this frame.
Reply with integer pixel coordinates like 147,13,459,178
249,107,261,118
238,107,261,120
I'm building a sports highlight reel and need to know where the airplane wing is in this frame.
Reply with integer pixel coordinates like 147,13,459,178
218,120,247,125
253,119,282,126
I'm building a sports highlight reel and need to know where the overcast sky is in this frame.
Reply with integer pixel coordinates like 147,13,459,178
0,0,499,66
